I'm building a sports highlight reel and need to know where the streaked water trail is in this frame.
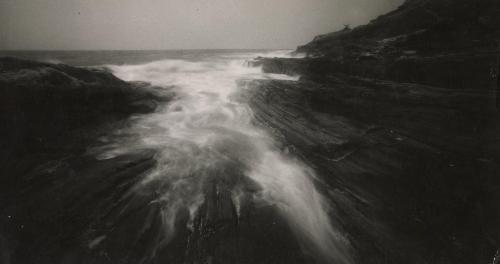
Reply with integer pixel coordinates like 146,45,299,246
96,50,352,263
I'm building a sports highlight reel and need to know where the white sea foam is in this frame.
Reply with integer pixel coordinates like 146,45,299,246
99,51,351,263
41,58,63,64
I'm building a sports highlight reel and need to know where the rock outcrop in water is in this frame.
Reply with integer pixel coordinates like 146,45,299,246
249,0,500,263
0,57,163,156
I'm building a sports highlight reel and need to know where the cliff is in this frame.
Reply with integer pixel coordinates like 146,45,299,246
255,0,500,93
298,0,500,56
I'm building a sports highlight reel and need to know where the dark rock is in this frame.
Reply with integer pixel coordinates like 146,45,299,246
298,0,500,57
0,57,166,159
0,57,169,262
248,0,500,263
255,51,497,92
255,0,500,93
0,150,159,264
244,76,500,264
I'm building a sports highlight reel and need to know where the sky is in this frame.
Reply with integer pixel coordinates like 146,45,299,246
0,0,404,50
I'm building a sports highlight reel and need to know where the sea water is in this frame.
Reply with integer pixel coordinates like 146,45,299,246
1,49,352,263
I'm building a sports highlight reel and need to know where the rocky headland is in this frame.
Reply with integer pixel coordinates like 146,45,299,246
248,0,500,263
255,0,500,92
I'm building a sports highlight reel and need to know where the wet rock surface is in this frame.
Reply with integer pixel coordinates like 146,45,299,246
247,0,500,262
1,0,500,262
243,75,499,263
0,57,165,263
0,57,312,264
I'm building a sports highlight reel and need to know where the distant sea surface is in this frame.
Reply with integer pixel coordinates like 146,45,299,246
0,49,284,66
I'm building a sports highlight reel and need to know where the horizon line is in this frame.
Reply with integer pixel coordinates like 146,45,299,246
0,48,296,52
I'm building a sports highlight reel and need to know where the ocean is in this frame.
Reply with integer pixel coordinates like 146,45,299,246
0,49,294,66
1,49,352,263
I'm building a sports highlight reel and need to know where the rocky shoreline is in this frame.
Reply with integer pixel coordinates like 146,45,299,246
0,56,166,157
246,0,500,263
0,57,167,264
0,57,312,264
244,75,498,263
0,0,499,263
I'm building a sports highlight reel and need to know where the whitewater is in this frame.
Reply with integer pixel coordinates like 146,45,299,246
94,50,352,264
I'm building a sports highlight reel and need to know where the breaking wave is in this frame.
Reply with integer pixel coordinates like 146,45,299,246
96,50,351,263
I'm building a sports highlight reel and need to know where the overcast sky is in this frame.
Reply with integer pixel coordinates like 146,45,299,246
0,0,404,50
